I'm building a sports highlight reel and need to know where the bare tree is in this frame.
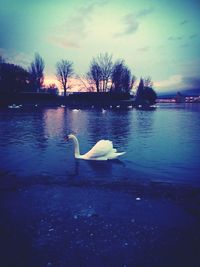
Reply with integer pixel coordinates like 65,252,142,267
29,53,45,92
96,53,113,91
87,53,113,92
143,76,153,88
56,60,73,96
87,59,102,93
75,74,94,92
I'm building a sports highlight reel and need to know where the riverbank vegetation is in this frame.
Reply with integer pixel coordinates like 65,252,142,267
0,53,157,107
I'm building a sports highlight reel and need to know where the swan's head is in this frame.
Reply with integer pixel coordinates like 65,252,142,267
64,134,75,141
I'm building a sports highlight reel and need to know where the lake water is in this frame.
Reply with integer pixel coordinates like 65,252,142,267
0,103,200,186
1,103,200,267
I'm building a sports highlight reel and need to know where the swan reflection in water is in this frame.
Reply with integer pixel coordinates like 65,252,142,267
67,155,126,179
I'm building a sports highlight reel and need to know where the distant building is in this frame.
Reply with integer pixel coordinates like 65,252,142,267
40,84,59,95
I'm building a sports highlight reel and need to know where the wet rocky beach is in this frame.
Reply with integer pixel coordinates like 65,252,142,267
0,175,200,267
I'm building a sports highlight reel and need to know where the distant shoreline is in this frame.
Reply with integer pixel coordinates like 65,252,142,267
0,92,199,108
0,92,135,108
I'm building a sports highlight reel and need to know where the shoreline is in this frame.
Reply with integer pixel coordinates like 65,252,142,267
0,174,200,267
0,92,134,108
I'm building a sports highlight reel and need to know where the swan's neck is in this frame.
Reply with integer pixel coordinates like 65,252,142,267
71,135,81,158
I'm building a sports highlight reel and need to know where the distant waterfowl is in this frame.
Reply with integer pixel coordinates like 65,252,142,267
150,104,157,108
61,105,66,108
102,108,106,113
8,104,22,109
136,104,157,110
72,109,80,112
65,134,125,161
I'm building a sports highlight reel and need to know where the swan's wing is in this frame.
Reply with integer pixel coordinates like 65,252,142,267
84,140,114,159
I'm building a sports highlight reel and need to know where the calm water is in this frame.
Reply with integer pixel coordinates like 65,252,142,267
0,103,200,186
1,103,200,267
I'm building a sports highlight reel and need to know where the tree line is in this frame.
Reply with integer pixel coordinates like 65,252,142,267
0,53,157,104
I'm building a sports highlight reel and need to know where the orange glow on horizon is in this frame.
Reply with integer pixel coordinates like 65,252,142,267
44,76,91,93
44,77,60,88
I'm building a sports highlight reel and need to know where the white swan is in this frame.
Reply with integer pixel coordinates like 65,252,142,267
66,134,125,160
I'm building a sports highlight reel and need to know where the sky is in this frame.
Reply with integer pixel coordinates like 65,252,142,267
0,0,200,93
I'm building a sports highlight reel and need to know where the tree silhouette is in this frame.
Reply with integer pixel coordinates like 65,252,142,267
143,76,153,88
87,59,102,93
87,53,113,92
46,84,59,95
97,53,113,91
0,55,5,64
0,63,30,93
111,60,135,93
56,60,73,96
29,53,45,92
111,60,124,92
136,77,157,105
136,78,145,99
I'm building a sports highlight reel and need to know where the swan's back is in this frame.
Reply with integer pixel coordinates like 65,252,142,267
84,140,114,159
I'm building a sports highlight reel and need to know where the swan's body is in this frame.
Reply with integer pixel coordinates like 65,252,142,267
66,134,125,161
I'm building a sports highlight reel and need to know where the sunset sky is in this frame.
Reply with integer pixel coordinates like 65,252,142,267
0,0,199,92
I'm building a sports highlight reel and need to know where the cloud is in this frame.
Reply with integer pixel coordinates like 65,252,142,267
135,7,154,18
168,36,183,41
50,0,108,48
0,49,31,67
189,34,198,39
0,48,5,56
114,7,154,37
114,14,139,37
49,36,80,49
155,74,200,91
182,76,200,89
11,52,32,67
155,75,182,89
180,20,188,26
137,46,150,52
180,43,189,48
179,59,200,76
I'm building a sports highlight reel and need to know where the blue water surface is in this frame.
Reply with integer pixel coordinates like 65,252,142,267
0,103,200,185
